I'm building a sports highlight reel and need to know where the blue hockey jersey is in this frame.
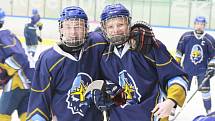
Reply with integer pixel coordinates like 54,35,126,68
100,41,188,121
193,111,215,121
24,23,38,46
27,32,107,121
176,31,215,76
0,29,33,90
0,29,27,63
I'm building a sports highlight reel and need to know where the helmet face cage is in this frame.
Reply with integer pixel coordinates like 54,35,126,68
59,18,87,48
101,16,130,46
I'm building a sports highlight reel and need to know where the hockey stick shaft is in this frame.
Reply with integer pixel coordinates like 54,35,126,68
173,74,212,120
103,111,108,121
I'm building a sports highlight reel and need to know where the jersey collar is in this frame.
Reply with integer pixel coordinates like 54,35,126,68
53,44,84,61
113,42,130,58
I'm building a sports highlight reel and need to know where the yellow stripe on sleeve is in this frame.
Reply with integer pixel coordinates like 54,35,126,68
167,84,186,107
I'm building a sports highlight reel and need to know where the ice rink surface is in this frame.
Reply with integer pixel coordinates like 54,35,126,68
1,17,215,121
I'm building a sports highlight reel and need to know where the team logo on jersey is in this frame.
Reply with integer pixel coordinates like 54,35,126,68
66,73,92,117
190,44,203,65
118,70,141,108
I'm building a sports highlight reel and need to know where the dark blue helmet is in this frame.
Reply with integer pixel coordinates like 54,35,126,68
59,6,88,48
194,16,206,24
32,8,38,15
0,8,5,24
59,6,88,22
100,3,130,21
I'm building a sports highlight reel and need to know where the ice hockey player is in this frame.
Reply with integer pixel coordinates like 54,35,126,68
0,8,34,121
26,6,107,121
92,3,188,121
175,16,215,114
24,8,43,57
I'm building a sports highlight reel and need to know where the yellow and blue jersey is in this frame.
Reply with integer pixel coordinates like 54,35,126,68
24,23,38,46
100,40,188,121
0,29,33,91
176,31,215,76
27,32,107,121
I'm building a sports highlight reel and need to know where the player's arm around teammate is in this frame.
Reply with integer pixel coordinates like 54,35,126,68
90,4,188,121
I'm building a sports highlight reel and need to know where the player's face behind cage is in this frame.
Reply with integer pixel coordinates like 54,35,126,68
194,22,205,33
60,18,86,47
102,16,129,45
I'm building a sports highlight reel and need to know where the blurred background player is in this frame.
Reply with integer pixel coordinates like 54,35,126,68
24,8,43,57
26,6,107,121
0,8,34,121
175,16,215,114
92,3,188,121
31,8,40,25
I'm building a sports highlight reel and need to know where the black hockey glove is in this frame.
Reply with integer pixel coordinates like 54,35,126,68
38,26,43,31
105,80,126,106
92,80,126,111
129,21,158,54
92,89,115,111
205,64,215,78
0,67,11,86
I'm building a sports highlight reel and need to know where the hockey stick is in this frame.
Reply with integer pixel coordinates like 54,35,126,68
38,30,42,43
84,80,109,121
172,73,213,121
103,110,110,121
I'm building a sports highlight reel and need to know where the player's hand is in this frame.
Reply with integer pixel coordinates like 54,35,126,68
206,66,215,78
105,80,126,106
92,89,115,111
37,22,43,31
151,99,176,119
92,80,126,111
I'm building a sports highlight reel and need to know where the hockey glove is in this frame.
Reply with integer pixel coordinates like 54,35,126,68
92,89,115,111
92,80,126,111
0,67,11,86
105,80,126,106
206,67,215,78
37,22,43,31
205,62,215,78
129,21,158,54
